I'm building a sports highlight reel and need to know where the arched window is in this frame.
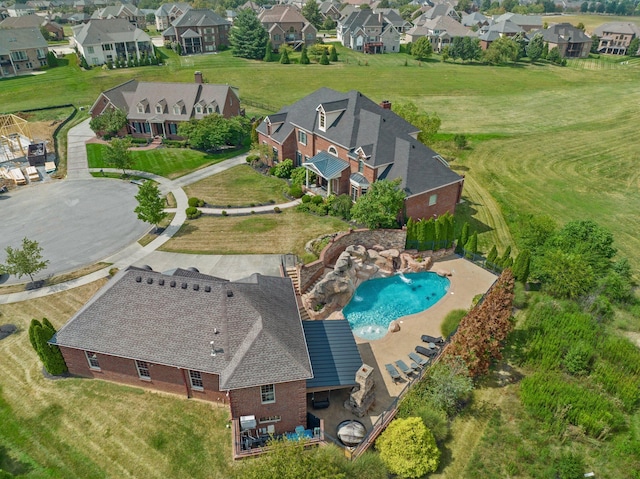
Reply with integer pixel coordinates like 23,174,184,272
328,146,338,156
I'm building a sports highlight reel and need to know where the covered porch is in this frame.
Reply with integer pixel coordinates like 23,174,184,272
302,151,349,197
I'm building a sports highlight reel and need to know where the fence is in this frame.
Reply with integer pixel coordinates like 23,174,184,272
242,98,279,113
459,249,503,275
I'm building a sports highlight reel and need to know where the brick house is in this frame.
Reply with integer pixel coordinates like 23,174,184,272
0,14,64,40
256,88,464,221
91,3,146,29
0,26,48,78
51,267,362,456
161,9,231,54
337,10,400,53
258,5,316,52
528,23,592,58
154,2,191,31
90,72,241,139
593,22,640,55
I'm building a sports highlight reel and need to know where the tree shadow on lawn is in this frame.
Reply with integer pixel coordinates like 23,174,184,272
455,199,494,235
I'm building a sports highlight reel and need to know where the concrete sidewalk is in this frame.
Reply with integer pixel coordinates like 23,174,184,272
66,118,93,180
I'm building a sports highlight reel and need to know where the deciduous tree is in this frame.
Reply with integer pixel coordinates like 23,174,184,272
104,138,134,175
392,102,441,145
1,237,49,283
376,417,440,478
89,108,127,138
350,178,405,229
483,36,519,64
301,0,323,29
527,33,544,62
134,181,167,232
411,37,433,60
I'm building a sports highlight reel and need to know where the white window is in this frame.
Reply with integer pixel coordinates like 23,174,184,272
87,46,94,54
85,351,100,370
260,384,275,404
173,106,181,115
137,104,144,113
189,370,204,390
156,105,162,114
298,130,307,145
429,194,437,206
328,146,337,155
207,107,213,114
195,106,202,114
136,360,151,379
319,110,326,130
259,416,281,423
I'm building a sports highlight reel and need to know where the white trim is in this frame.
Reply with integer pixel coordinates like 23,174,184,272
85,350,100,370
135,360,151,380
260,384,276,404
403,178,464,200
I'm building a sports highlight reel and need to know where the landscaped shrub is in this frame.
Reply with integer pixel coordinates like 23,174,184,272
246,154,260,163
28,318,68,376
185,207,201,219
406,214,455,251
513,281,528,309
330,194,352,220
441,309,466,338
108,267,119,277
376,417,440,478
273,207,281,213
289,185,303,198
311,195,323,205
273,159,294,178
301,194,312,203
486,245,498,264
290,166,313,186
162,139,188,148
221,210,227,216
188,197,203,207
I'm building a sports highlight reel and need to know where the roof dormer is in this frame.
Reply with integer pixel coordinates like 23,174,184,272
173,100,185,115
136,98,148,114
316,100,347,132
155,98,166,114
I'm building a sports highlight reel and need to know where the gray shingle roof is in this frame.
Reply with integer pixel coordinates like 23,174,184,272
0,26,46,54
257,88,463,197
529,23,591,45
593,22,640,37
172,9,229,28
52,268,313,391
72,18,150,46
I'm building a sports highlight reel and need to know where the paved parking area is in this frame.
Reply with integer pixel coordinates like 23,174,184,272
0,179,149,284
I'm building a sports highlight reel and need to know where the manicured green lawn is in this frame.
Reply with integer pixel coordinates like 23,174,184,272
86,143,248,179
184,165,289,206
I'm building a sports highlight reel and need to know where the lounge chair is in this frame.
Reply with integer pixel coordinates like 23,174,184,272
421,334,444,345
384,363,402,382
409,351,429,367
395,360,415,376
415,345,438,358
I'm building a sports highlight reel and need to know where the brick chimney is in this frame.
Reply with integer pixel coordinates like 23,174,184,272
380,100,391,110
194,71,203,84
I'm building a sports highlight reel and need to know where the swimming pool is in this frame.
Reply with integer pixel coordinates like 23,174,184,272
343,272,450,340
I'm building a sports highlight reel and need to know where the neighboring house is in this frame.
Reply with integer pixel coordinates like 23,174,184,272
65,12,90,24
461,11,488,29
90,73,241,139
373,8,412,33
593,22,640,55
26,0,50,11
529,23,591,58
92,3,146,29
257,88,465,221
319,0,341,21
238,0,262,14
478,19,523,50
161,9,231,54
492,12,541,32
258,5,316,52
154,2,190,31
415,3,460,23
0,14,64,40
406,15,473,52
7,3,36,17
72,18,153,66
0,26,48,77
337,10,401,53
51,267,362,449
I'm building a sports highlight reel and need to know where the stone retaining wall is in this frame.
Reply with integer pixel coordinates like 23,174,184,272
298,229,407,293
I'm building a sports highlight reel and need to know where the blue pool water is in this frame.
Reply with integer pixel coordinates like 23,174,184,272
343,272,450,340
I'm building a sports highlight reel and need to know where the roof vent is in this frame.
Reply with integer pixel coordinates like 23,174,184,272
135,276,142,282
147,277,153,284
159,279,165,286
170,280,176,287
193,284,199,291
187,266,200,273
181,282,188,289
205,285,211,292
226,290,234,297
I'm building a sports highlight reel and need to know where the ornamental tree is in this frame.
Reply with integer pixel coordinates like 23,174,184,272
411,37,433,60
29,318,68,376
350,178,405,229
104,138,134,175
300,45,310,64
392,102,441,145
1,237,49,283
134,181,167,232
89,107,127,138
301,0,323,29
376,417,440,478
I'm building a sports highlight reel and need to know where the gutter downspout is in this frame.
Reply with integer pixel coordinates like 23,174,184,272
180,368,191,398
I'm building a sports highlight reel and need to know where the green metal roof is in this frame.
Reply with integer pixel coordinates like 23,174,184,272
303,152,349,180
302,320,362,390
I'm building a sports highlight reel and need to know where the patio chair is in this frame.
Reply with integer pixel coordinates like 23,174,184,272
384,363,402,382
421,334,444,345
409,351,429,367
415,345,438,358
395,359,415,376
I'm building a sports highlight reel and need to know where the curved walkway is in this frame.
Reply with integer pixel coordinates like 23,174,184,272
0,122,299,304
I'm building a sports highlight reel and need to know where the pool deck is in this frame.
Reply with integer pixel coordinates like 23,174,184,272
310,255,498,442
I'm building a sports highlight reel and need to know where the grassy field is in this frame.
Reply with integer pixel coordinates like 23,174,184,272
0,282,233,478
86,143,248,179
184,165,289,206
544,13,640,32
159,209,348,256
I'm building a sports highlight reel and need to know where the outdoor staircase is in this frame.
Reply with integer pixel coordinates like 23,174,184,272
151,136,163,147
285,266,311,321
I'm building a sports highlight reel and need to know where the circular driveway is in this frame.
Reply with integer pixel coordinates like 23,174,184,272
0,179,149,284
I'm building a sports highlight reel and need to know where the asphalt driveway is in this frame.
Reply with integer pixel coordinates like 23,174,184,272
0,178,149,284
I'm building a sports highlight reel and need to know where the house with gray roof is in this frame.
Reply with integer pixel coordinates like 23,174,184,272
72,18,152,66
0,26,48,77
6,3,35,17
257,88,465,221
90,72,242,139
0,13,64,40
406,14,474,52
593,22,640,55
92,3,146,29
337,10,400,53
154,2,190,30
51,266,363,455
491,12,541,32
528,23,591,58
258,5,316,52
478,19,523,49
461,11,488,29
161,9,230,54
